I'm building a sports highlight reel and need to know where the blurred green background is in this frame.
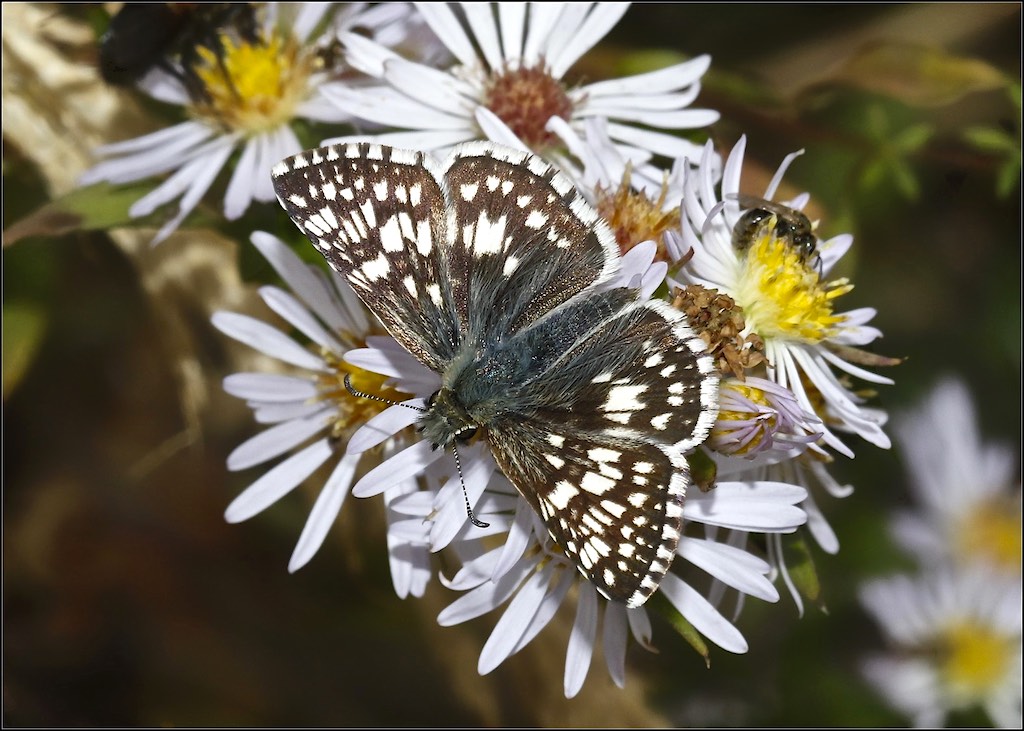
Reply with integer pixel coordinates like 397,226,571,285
3,3,1020,726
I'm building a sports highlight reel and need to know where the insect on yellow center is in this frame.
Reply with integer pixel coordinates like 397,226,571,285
192,31,316,134
733,222,852,343
483,63,574,151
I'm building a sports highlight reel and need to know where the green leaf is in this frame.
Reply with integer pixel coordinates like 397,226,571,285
962,126,1018,154
995,159,1021,199
653,592,711,667
830,41,1007,107
3,302,48,400
2,180,163,245
781,534,827,612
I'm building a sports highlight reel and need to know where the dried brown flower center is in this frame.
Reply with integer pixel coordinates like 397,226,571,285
484,64,573,150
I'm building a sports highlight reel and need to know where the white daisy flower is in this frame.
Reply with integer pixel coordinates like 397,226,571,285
860,567,1022,728
891,377,1021,575
384,466,807,698
708,376,823,459
675,135,894,458
212,231,437,577
80,3,422,244
547,116,696,262
326,2,717,162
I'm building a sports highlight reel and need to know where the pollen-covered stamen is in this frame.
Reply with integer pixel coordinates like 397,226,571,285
594,165,680,259
672,284,765,379
731,224,852,343
317,353,408,441
483,62,574,151
192,31,317,133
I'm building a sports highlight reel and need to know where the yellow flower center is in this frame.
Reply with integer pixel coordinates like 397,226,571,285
317,354,411,442
957,495,1022,571
192,31,315,134
733,224,852,343
939,621,1016,703
712,382,775,454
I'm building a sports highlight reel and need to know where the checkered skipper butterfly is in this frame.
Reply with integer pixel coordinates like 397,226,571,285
271,141,718,608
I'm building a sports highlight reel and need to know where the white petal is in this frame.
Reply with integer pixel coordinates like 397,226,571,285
344,342,427,379
288,452,361,572
584,55,712,96
351,439,444,497
259,285,344,353
564,579,598,698
548,2,628,79
224,438,333,523
211,312,326,371
345,401,424,454
605,121,714,158
478,562,555,675
659,574,748,653
475,107,531,151
537,4,591,73
684,480,808,531
679,538,779,602
463,2,504,71
602,601,628,688
511,565,576,655
322,128,479,152
383,56,478,114
227,406,332,471
249,231,360,336
521,3,560,66
437,555,536,625
223,372,317,402
498,2,526,62
223,137,260,220
491,499,536,581
414,2,479,67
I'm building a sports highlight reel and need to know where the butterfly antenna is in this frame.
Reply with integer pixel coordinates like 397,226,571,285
343,373,426,412
452,445,489,528
345,374,488,529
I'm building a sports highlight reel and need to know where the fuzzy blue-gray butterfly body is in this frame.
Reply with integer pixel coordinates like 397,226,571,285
272,141,718,607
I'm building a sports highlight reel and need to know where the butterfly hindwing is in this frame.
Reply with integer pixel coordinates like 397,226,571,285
486,298,718,606
271,143,461,372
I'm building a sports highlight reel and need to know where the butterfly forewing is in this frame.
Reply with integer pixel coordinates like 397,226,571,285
442,143,619,344
271,143,460,372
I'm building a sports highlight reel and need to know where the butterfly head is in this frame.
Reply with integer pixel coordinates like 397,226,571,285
419,388,479,451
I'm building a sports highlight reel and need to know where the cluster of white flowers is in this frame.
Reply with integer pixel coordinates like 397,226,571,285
82,2,899,698
858,379,1022,727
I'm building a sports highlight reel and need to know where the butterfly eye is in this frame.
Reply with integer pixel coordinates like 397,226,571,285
426,391,439,408
455,426,477,442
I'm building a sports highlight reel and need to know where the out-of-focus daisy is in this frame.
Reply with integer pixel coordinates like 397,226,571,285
675,135,894,458
860,568,1022,728
212,231,437,580
80,3,422,244
327,2,717,162
891,377,1021,575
